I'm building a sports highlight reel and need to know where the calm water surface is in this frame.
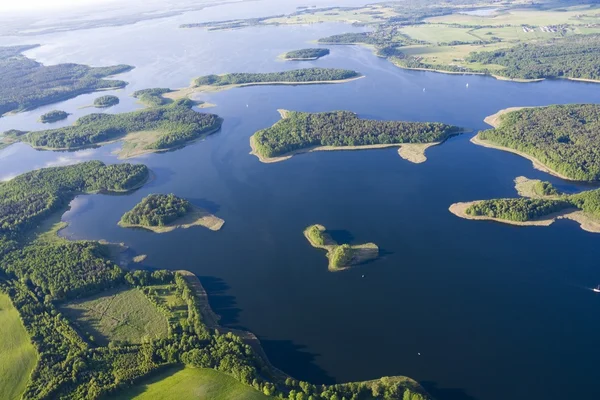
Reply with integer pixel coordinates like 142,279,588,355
1,4,600,400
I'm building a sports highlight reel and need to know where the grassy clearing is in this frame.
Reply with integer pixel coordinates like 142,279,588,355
396,43,510,72
400,24,481,43
426,8,600,27
0,293,37,400
111,366,271,400
264,5,398,25
61,287,169,345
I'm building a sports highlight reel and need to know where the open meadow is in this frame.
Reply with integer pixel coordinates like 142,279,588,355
0,293,37,400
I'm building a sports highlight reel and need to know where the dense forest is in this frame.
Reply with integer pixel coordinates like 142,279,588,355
252,110,461,158
478,104,600,181
467,34,600,80
0,45,133,117
318,32,381,45
284,48,330,59
195,68,360,86
39,110,68,123
465,198,573,222
93,95,120,108
120,194,192,227
6,99,222,151
0,161,149,239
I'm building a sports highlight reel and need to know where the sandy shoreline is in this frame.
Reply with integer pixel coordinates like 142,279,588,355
449,201,600,233
470,134,571,180
250,109,450,164
118,205,224,233
166,75,365,100
303,225,378,272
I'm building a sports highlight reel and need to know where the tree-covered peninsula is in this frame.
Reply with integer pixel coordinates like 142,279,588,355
250,109,462,163
466,34,600,81
304,224,379,271
194,67,360,86
475,104,600,181
0,164,428,400
0,45,133,117
39,110,68,123
283,48,330,60
93,94,120,108
0,161,149,241
450,178,600,233
119,193,224,232
1,99,223,158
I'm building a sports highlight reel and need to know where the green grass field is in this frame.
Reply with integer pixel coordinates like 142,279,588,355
111,366,271,400
0,293,37,400
426,7,600,26
61,287,169,345
397,42,509,72
400,24,481,43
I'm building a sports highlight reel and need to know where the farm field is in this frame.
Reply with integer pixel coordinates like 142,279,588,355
61,287,169,345
426,7,600,26
0,293,37,400
111,366,271,400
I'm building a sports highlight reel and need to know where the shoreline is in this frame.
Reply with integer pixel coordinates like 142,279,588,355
449,201,600,233
165,75,365,100
303,225,378,272
250,109,460,164
118,205,224,233
470,134,572,181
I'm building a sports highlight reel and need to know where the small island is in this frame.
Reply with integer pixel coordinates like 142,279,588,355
165,68,363,100
449,177,600,233
119,194,224,233
304,224,378,271
93,95,120,108
282,48,330,61
474,104,600,181
1,99,223,158
250,109,462,163
39,110,68,123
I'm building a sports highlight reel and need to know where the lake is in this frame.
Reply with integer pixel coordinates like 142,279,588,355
1,3,600,400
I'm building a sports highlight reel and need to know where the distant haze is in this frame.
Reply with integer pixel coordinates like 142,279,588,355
0,0,118,11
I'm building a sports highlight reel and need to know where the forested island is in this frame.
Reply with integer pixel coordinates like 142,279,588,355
195,67,360,86
0,163,428,400
0,44,133,117
304,224,379,271
450,177,600,233
282,48,330,60
1,99,223,158
39,110,68,123
475,104,600,181
250,109,462,163
119,193,224,232
93,94,120,108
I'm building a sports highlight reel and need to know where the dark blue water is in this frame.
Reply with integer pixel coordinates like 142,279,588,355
1,9,600,400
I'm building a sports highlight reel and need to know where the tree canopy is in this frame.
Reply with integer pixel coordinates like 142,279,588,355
0,45,133,117
479,104,600,181
252,110,461,158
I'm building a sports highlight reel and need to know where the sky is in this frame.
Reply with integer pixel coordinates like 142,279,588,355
0,0,117,11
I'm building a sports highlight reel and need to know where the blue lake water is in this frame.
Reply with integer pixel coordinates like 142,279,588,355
1,4,600,400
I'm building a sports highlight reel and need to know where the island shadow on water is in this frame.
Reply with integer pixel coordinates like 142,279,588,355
420,381,479,400
200,275,335,385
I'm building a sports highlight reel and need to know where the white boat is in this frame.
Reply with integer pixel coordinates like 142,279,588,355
593,285,600,293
